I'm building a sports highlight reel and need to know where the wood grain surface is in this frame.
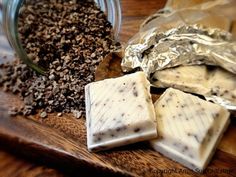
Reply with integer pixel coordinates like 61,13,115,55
0,0,236,177
0,52,236,177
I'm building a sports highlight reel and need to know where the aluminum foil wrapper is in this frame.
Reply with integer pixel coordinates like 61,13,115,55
122,24,236,76
205,96,236,111
121,24,236,111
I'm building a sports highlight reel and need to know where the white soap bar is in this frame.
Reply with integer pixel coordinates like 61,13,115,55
85,72,157,152
152,65,236,106
152,65,209,95
150,88,230,171
209,68,236,104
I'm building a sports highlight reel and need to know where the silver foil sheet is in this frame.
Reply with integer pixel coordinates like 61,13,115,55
205,96,236,111
122,25,236,76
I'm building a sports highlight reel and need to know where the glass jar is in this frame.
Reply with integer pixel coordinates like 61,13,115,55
0,0,122,73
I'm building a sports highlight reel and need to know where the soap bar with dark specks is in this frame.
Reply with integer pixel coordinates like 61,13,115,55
151,65,209,95
150,88,230,171
85,72,157,152
151,66,236,105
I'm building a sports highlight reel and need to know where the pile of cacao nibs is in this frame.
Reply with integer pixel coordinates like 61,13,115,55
0,0,119,118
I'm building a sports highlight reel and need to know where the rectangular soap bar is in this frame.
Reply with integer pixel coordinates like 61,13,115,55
151,65,236,106
151,65,209,95
85,72,157,152
150,88,230,171
209,68,236,104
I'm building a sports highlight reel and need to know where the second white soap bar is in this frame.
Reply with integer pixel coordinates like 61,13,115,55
85,72,157,152
150,88,230,171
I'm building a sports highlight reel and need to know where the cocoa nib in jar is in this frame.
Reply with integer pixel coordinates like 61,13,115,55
0,0,120,117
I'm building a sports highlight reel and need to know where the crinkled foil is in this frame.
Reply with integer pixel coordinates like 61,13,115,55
122,24,236,76
121,24,236,110
205,96,236,111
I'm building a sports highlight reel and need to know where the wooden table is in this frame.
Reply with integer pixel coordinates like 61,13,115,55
0,0,166,176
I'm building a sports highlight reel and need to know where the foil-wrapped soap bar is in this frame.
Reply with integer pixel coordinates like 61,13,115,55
150,88,230,171
151,66,236,109
209,68,236,104
152,65,209,95
85,72,157,152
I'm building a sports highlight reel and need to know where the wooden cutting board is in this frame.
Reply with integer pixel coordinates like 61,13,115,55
0,52,236,177
1,0,236,176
